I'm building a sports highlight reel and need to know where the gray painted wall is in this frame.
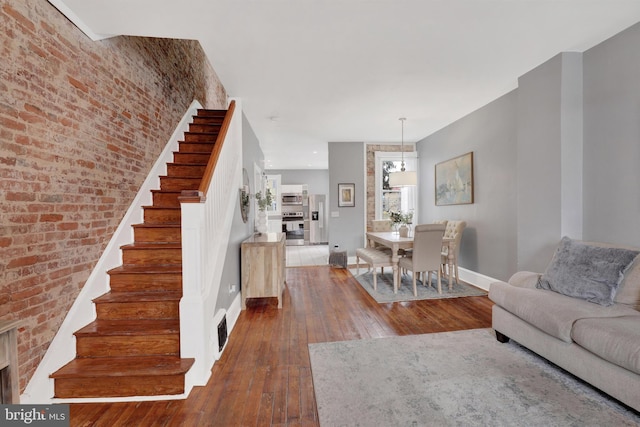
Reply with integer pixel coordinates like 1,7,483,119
515,54,564,272
266,169,330,196
583,23,640,246
328,141,366,255
417,92,518,281
216,113,264,311
516,52,584,273
416,22,640,280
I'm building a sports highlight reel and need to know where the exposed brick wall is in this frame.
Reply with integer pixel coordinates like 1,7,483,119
0,0,227,391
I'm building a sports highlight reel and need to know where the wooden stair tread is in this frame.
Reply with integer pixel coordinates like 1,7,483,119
108,264,182,275
94,291,182,303
178,141,216,148
185,130,220,134
120,242,182,249
75,319,179,336
132,223,181,228
196,109,226,114
142,205,181,210
51,356,194,379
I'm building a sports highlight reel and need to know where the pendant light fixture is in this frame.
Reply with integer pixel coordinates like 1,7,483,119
389,117,417,187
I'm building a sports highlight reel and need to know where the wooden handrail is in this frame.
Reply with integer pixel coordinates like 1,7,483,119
180,100,236,203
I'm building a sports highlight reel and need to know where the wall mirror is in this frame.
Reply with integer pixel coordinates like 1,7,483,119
240,168,250,223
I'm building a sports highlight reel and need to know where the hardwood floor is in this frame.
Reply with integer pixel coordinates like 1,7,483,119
69,266,493,426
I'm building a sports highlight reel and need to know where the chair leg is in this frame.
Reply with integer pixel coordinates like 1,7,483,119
427,271,432,288
412,273,417,297
436,269,442,294
454,263,459,287
373,268,377,291
356,256,360,275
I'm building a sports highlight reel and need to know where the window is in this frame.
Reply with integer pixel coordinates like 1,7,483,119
375,152,418,222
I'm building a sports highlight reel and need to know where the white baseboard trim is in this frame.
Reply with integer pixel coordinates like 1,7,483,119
458,268,499,292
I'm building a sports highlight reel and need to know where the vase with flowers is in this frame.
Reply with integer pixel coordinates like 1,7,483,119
387,210,413,237
254,189,273,234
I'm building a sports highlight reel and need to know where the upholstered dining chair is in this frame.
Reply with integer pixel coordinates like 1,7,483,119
371,219,392,232
398,224,446,296
370,219,393,253
441,220,466,287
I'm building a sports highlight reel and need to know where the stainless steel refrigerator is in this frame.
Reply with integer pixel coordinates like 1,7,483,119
308,194,328,244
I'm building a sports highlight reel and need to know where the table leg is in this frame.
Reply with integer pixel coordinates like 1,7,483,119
391,246,399,293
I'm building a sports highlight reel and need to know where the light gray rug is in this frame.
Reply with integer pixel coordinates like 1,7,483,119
351,269,486,303
309,329,640,427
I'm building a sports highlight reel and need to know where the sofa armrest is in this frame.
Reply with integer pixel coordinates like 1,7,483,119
508,271,541,289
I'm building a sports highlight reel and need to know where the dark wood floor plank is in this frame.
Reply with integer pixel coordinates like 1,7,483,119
239,365,269,426
299,366,317,424
68,266,492,426
257,391,275,426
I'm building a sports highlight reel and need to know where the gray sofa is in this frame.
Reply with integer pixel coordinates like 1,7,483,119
489,237,640,411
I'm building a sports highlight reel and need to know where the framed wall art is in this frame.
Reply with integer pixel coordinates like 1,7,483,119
338,183,355,207
435,152,474,206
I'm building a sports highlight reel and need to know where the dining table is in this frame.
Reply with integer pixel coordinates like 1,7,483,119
365,231,455,293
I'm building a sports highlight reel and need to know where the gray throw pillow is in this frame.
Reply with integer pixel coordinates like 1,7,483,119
537,237,639,306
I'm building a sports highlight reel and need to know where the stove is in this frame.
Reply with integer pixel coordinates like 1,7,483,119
282,212,304,220
282,212,305,245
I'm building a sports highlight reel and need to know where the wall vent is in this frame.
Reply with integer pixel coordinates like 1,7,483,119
217,315,228,352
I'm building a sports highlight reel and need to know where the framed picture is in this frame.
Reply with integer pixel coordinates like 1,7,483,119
338,183,355,207
435,152,474,206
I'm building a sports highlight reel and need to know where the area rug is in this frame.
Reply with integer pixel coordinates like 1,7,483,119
350,269,486,303
309,328,640,426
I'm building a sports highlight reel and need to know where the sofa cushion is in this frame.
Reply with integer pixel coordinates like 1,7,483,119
489,281,640,342
615,254,640,310
537,237,639,306
572,315,640,375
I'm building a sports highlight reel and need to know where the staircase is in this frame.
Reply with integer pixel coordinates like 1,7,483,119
50,109,229,399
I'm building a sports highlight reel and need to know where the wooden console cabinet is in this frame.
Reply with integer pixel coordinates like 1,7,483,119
241,232,285,309
0,319,21,404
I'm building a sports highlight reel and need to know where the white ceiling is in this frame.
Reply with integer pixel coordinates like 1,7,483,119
52,1,640,169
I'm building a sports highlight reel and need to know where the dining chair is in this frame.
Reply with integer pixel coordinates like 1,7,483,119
369,219,393,253
398,224,446,295
441,220,466,286
371,219,392,232
355,247,393,291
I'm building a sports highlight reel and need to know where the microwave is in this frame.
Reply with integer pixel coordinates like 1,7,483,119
282,193,302,205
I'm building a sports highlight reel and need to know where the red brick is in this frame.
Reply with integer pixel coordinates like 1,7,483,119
2,4,36,32
40,214,63,222
6,191,36,202
56,222,78,231
67,75,88,93
7,255,39,269
8,214,38,224
0,116,27,131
